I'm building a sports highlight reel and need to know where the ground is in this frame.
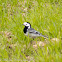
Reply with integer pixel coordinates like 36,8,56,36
0,0,62,62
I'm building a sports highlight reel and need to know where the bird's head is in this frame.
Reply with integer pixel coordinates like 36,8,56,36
23,22,31,29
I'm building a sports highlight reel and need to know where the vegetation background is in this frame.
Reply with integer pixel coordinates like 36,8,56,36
0,0,62,62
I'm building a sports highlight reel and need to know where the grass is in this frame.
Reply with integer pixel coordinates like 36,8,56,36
0,0,62,62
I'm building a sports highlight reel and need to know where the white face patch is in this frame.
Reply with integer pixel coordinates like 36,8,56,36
23,22,31,28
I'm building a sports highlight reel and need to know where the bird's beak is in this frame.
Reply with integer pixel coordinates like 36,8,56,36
22,24,25,26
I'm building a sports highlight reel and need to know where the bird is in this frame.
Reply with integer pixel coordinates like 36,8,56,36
23,22,48,39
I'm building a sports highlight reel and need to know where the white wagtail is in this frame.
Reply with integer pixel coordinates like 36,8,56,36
23,22,48,38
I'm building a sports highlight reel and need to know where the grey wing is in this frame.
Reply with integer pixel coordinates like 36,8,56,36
28,28,48,38
28,28,42,37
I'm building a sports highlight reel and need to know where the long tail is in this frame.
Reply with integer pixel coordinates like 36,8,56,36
40,34,48,39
